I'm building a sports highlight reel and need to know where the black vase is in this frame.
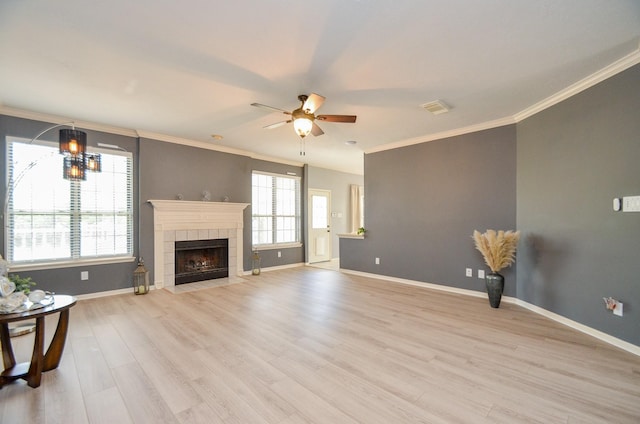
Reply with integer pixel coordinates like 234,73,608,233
485,272,504,308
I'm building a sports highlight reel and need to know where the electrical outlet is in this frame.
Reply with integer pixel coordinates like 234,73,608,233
277,251,282,258
478,270,485,279
614,302,623,317
466,268,472,277
375,257,380,265
81,271,89,280
603,297,623,316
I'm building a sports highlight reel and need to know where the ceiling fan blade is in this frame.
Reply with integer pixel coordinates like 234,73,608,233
264,120,291,129
303,93,325,114
316,114,357,123
311,122,324,137
251,103,291,115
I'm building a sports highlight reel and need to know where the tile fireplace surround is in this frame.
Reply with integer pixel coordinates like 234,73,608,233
148,200,249,289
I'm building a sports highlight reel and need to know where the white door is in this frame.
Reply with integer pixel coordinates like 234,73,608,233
308,189,332,263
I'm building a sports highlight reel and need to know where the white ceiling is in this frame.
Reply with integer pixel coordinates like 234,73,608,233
1,0,639,174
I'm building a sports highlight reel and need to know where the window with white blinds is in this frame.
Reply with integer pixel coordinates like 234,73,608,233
6,137,133,264
252,171,301,247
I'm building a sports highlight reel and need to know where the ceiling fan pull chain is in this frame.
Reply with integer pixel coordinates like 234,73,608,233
299,139,306,156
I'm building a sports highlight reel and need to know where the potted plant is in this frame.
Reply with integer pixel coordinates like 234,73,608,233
472,229,520,308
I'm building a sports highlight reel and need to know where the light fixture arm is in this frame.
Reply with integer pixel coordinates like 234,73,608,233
27,122,75,145
3,122,77,219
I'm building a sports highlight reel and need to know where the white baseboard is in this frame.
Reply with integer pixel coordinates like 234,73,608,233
340,269,640,357
75,286,154,300
242,262,305,276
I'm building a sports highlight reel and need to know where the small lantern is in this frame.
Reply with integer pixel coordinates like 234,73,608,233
133,257,150,295
251,250,261,275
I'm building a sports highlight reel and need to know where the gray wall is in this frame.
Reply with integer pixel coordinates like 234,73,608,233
139,139,305,279
0,115,139,295
517,64,640,345
341,64,640,347
341,125,518,295
307,165,363,260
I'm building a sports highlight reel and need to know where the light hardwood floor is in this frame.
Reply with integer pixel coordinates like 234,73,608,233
1,267,639,423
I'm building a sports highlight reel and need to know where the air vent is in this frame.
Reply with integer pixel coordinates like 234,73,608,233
421,100,450,115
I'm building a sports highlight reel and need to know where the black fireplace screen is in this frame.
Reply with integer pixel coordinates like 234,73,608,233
174,238,229,285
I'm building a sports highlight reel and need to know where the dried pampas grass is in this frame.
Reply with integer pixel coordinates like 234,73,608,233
473,229,521,273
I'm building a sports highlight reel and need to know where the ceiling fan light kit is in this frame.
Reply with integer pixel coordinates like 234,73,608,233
251,93,357,154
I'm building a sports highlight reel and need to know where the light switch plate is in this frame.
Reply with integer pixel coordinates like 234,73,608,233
478,270,485,279
622,195,640,212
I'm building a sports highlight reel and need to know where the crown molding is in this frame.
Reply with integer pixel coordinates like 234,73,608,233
367,44,640,155
0,106,304,168
0,105,139,137
364,116,515,154
137,130,305,168
514,45,640,122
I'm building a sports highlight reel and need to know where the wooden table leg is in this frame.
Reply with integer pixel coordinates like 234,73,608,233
1,323,16,388
0,323,16,370
43,309,70,371
26,317,45,388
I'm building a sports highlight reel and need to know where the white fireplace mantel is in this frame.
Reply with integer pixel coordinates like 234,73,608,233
148,200,249,289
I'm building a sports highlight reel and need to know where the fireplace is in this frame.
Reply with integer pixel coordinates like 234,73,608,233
175,239,229,285
148,200,250,289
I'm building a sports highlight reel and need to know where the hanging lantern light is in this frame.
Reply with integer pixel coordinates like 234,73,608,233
251,250,261,275
63,156,86,180
59,128,87,157
85,153,102,172
133,257,150,295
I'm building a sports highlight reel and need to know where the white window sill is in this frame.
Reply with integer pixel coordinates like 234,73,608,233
8,256,137,272
337,233,365,239
252,242,303,251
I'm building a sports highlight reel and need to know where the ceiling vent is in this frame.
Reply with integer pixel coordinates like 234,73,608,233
421,100,450,115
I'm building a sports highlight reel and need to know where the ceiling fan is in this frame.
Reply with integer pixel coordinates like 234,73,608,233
251,93,357,139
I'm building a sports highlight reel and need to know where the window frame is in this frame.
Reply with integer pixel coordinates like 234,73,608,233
251,170,302,250
5,136,135,270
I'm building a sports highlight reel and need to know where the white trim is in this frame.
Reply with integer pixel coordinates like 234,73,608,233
138,130,304,167
9,256,136,272
340,269,640,357
365,45,640,155
4,45,638,164
0,106,138,137
364,117,515,154
337,233,364,239
0,106,304,169
253,242,303,251
243,262,304,275
147,200,249,289
514,46,640,122
75,285,154,300
513,298,640,357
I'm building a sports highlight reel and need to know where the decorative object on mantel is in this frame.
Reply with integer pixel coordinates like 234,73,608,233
133,257,150,295
357,227,367,235
472,229,521,308
201,190,211,201
252,251,261,275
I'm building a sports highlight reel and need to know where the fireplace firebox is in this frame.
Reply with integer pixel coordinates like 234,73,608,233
174,239,228,285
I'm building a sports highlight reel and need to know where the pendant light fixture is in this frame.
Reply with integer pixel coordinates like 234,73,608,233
58,127,101,180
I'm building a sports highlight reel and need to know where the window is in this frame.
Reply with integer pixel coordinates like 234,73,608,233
252,171,301,247
6,137,133,265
